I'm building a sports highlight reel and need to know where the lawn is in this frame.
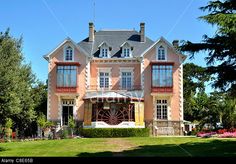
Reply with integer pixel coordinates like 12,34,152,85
0,137,236,157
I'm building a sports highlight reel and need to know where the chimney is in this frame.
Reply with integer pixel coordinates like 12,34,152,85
172,40,179,48
89,22,95,42
140,22,145,42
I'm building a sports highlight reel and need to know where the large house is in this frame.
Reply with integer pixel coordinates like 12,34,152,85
43,22,186,135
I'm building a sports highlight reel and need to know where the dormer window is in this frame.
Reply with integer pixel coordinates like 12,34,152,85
98,42,111,58
101,48,108,58
157,45,166,61
64,45,74,61
121,42,133,58
123,48,130,57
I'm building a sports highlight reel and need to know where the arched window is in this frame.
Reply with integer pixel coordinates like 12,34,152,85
157,46,166,60
65,46,73,61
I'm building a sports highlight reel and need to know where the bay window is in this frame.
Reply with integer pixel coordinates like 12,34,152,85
57,66,77,87
152,65,173,87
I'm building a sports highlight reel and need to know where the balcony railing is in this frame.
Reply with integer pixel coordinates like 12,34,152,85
151,86,173,93
56,86,77,93
88,85,142,91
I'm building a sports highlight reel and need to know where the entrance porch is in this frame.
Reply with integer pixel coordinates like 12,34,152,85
83,91,145,128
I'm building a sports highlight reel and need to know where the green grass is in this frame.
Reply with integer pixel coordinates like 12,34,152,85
0,137,236,157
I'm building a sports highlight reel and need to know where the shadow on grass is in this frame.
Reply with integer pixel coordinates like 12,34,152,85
77,140,236,157
0,147,8,152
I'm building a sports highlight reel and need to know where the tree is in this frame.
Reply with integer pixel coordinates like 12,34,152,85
183,63,211,121
31,82,47,116
180,0,236,95
0,29,37,136
68,116,76,137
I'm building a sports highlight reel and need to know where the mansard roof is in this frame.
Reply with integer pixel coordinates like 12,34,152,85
78,30,154,58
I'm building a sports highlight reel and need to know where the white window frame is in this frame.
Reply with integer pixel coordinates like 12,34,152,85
119,67,134,90
99,44,110,58
156,99,168,120
156,45,167,61
63,44,74,61
97,68,112,90
121,43,132,58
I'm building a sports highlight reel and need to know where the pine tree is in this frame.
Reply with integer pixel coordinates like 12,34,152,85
180,0,236,95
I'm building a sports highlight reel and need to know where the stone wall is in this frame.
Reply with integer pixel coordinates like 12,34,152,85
145,120,183,136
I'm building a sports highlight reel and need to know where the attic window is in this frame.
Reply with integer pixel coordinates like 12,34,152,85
101,48,108,58
123,48,130,57
121,42,132,58
157,45,166,61
99,42,110,58
64,46,74,61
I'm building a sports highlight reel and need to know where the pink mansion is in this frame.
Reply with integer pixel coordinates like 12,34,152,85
43,23,186,135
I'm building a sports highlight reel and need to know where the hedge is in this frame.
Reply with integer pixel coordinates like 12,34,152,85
79,128,150,138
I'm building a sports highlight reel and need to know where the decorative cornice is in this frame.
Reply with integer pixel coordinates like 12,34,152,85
91,58,140,64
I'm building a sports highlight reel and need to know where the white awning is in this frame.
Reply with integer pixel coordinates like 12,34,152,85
84,91,127,99
84,91,144,100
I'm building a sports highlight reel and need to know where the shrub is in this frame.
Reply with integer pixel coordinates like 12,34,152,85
4,128,12,140
60,129,69,139
5,118,13,129
79,128,150,138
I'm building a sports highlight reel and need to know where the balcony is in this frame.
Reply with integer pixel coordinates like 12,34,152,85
56,86,77,93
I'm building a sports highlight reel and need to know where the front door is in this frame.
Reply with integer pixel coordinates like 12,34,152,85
62,106,73,126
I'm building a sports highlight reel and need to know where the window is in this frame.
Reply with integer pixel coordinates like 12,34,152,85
57,66,77,87
121,72,132,89
156,99,167,120
101,48,108,58
99,72,110,88
157,46,166,60
123,48,130,57
65,46,73,61
152,65,173,87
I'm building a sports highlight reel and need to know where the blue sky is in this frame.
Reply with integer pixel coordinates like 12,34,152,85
0,0,215,91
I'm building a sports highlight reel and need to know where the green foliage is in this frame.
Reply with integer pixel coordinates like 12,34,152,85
183,63,211,121
60,129,69,139
0,29,37,135
37,113,47,129
31,82,47,116
4,128,12,140
68,116,76,136
68,116,76,129
5,118,13,129
79,128,150,138
180,0,236,95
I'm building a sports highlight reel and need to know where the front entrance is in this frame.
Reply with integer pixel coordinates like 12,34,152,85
62,106,73,126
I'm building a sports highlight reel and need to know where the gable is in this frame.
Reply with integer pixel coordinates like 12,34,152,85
140,36,187,62
43,37,89,61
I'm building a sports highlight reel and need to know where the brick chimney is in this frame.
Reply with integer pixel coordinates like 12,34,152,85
89,22,95,42
140,22,145,42
172,40,179,48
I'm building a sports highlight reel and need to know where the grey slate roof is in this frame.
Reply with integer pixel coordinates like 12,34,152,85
78,30,154,58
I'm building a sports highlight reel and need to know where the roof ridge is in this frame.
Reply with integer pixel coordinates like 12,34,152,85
99,29,136,31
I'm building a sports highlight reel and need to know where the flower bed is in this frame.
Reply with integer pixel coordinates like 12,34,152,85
219,132,236,138
197,128,236,138
197,132,217,138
